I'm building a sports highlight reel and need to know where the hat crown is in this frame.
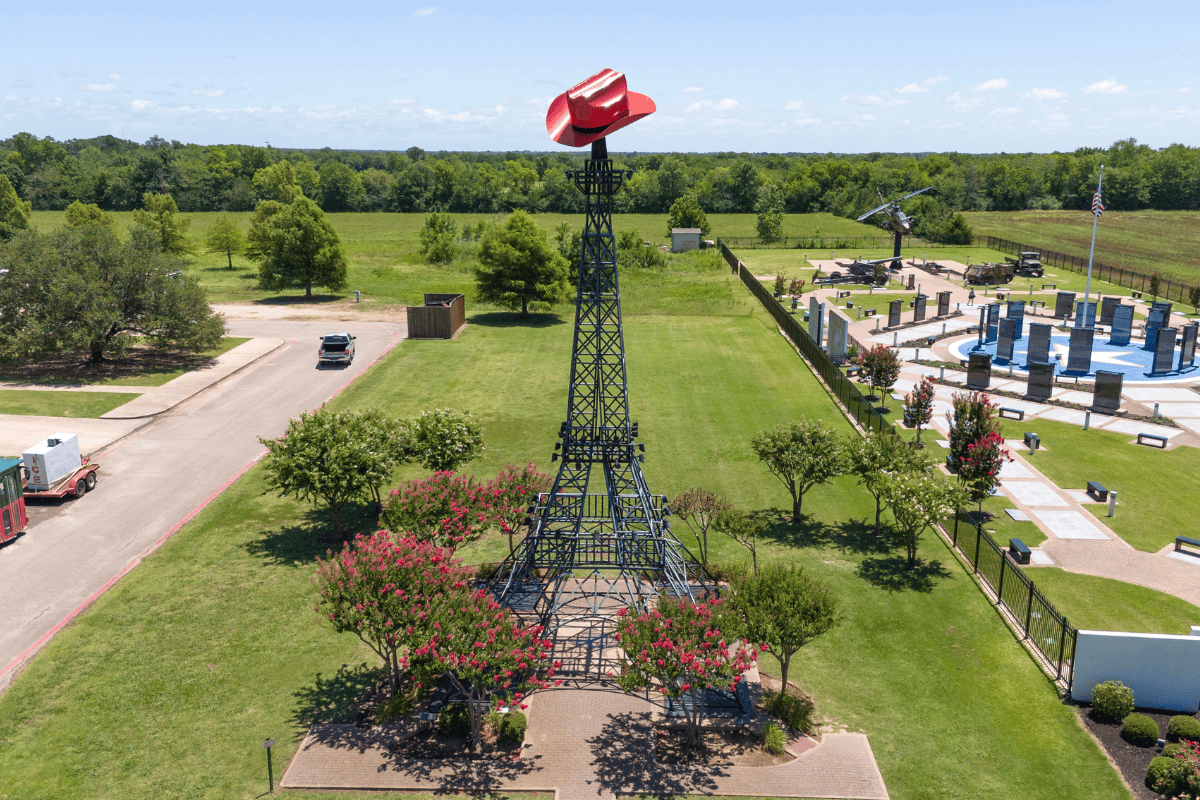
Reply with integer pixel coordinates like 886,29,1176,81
566,69,629,130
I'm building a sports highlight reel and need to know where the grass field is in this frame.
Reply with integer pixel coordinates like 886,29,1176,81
1028,569,1200,635
0,253,1134,800
964,210,1200,287
0,338,251,387
0,389,139,418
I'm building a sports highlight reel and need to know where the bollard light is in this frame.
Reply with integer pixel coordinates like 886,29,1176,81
1108,491,1118,518
1084,411,1091,430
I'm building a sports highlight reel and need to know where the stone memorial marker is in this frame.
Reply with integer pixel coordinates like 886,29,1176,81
913,294,927,322
888,299,902,328
1179,322,1198,371
1145,320,1163,352
826,308,849,364
1066,327,1094,374
1027,361,1054,401
1075,301,1096,328
1007,300,1026,338
1152,326,1177,374
907,273,915,290
1109,304,1134,346
1027,322,1052,365
1152,301,1172,329
967,352,991,390
809,296,824,344
1092,370,1122,413
997,318,1016,363
1054,291,1076,320
937,290,951,317
1100,296,1122,327
985,303,1000,342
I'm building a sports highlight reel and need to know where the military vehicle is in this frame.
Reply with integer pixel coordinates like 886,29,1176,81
1005,252,1044,277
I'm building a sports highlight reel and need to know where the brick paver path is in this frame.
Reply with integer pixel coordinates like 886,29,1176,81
280,684,890,799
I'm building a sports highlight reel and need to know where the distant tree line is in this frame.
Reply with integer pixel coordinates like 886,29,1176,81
4,132,1199,234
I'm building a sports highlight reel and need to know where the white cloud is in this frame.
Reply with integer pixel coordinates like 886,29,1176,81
714,98,738,110
946,92,981,110
683,100,708,113
414,6,436,15
191,88,227,97
1025,87,1067,100
977,78,1009,91
784,100,803,111
386,97,417,105
1084,78,1127,94
1181,87,1194,93
896,83,925,94
110,73,123,81
683,86,705,93
925,75,949,86
852,113,875,122
684,98,739,112
990,106,1020,115
493,104,504,113
131,99,155,111
80,83,118,92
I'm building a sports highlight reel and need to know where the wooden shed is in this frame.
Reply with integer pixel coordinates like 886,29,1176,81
406,294,466,340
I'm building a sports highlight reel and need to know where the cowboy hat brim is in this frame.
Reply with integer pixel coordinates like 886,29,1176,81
545,90,656,148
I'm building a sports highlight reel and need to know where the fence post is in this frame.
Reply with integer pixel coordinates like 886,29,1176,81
1023,584,1035,638
1056,616,1069,680
996,552,1007,606
973,524,982,573
953,508,960,546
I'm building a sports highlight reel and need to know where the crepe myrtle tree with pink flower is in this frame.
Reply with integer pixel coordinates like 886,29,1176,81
613,597,762,746
408,588,557,752
483,463,553,559
381,472,493,553
958,430,1012,513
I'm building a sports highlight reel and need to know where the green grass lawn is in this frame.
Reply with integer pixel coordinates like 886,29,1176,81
1027,569,1200,634
999,417,1199,553
0,254,1133,800
0,338,251,388
0,389,140,418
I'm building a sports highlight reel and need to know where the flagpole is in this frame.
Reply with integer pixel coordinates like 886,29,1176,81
1083,165,1104,328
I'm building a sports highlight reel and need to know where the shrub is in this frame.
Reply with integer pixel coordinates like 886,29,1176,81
376,690,414,723
1163,742,1185,759
765,690,815,734
1169,715,1200,743
438,703,471,738
1122,713,1160,746
499,710,528,744
760,722,787,755
1091,680,1135,722
1146,756,1184,796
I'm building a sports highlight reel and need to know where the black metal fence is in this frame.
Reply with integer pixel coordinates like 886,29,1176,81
950,509,1077,689
716,239,896,436
719,234,939,251
720,235,1078,690
985,235,1199,305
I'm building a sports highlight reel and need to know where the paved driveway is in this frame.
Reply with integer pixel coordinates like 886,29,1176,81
0,317,403,688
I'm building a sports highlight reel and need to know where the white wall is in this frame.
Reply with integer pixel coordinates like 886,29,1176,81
1072,630,1200,713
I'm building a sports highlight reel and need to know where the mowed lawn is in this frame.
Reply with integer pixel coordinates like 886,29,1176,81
0,267,1131,800
0,389,138,418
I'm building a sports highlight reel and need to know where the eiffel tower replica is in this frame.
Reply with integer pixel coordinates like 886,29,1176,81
493,136,694,641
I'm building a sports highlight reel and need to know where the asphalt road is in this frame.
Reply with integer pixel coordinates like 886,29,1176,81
0,317,403,688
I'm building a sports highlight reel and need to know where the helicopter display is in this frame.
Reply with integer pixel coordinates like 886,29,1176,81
857,186,934,259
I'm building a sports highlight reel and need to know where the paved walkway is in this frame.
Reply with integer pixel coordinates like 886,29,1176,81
281,684,890,800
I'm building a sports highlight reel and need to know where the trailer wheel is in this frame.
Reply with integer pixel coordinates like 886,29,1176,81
85,472,97,492
74,478,87,498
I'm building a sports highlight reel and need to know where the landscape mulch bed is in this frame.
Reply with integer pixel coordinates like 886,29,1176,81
389,729,521,762
0,346,219,384
1080,707,1199,800
655,728,793,767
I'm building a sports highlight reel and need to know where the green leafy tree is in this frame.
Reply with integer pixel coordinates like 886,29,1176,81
258,408,406,536
671,487,732,574
946,391,1001,470
246,197,348,298
665,193,711,238
251,160,304,203
617,229,666,269
904,376,936,445
132,192,194,255
203,213,245,269
0,174,31,240
751,419,845,519
0,226,224,364
402,408,485,472
714,508,771,575
958,431,1012,512
418,211,458,264
937,213,974,245
731,563,841,692
318,160,364,212
845,432,931,536
1189,285,1200,314
64,200,115,231
860,344,901,407
475,209,571,318
755,183,785,244
884,472,963,568
1150,271,1162,299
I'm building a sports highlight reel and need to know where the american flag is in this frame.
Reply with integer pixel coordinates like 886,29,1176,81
1092,188,1105,218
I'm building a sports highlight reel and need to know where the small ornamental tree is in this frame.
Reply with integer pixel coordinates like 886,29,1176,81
475,210,572,318
314,532,470,692
751,418,845,519
787,277,806,296
904,376,936,445
409,589,554,752
884,472,964,568
614,597,760,746
730,563,841,693
946,391,1001,470
860,345,901,407
845,432,932,536
670,487,733,574
714,508,771,576
1150,271,1162,299
381,472,489,552
482,463,553,558
958,431,1012,512
773,274,786,295
1190,285,1200,314
402,408,485,473
204,213,246,269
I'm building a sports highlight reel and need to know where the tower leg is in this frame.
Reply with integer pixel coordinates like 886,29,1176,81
894,230,903,260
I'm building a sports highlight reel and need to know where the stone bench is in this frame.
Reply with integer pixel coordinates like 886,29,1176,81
1041,284,1057,290
1176,536,1200,555
1086,480,1108,502
845,365,861,378
1029,300,1046,309
1137,432,1168,448
864,308,877,317
1008,538,1031,565
999,406,1025,421
1023,432,1040,450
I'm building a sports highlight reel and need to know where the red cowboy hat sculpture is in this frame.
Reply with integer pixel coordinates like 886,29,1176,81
546,68,655,147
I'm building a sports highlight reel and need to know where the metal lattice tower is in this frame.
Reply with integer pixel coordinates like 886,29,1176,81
493,138,693,633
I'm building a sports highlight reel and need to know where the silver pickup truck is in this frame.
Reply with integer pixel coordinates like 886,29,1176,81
318,332,355,366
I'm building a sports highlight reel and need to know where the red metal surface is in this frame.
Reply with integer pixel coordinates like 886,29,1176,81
546,68,655,147
23,463,100,499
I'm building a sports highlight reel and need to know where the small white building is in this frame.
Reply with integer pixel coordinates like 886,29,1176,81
670,228,702,253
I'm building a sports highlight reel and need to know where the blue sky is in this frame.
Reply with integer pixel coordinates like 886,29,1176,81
3,0,1197,153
